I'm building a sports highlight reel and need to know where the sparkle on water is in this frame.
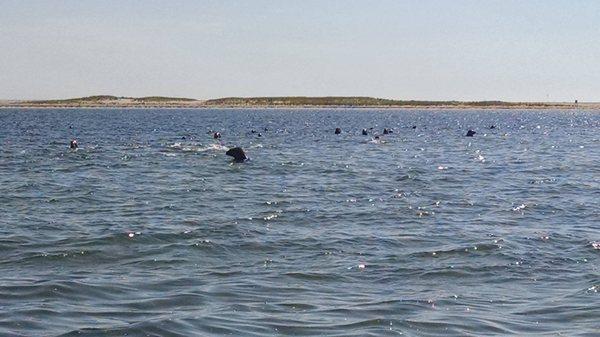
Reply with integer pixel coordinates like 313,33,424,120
0,108,598,336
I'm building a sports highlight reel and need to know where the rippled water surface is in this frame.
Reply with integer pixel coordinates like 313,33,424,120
0,108,599,336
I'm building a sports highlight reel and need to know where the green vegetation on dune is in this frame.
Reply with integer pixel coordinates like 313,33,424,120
30,95,121,104
204,96,528,107
205,96,395,106
27,95,198,105
133,96,197,102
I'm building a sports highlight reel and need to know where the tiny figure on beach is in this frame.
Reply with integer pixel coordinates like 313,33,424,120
362,128,368,135
213,132,221,139
383,128,389,134
335,128,341,134
70,139,78,149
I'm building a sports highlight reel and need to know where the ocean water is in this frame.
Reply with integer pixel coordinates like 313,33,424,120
0,108,598,337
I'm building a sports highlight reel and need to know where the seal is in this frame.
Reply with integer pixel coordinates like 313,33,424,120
466,130,476,137
226,147,247,162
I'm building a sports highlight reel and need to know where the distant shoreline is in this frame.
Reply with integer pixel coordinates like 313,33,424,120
1,104,597,110
0,95,597,110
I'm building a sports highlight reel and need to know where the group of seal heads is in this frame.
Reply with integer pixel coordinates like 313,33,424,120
336,128,393,135
333,126,485,138
335,127,482,137
69,123,490,162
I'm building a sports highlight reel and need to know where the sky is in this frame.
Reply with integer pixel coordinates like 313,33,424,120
1,0,600,101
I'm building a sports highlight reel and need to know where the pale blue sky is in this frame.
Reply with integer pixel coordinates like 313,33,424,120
1,0,599,101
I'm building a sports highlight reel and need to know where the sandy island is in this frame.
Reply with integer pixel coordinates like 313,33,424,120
1,96,598,110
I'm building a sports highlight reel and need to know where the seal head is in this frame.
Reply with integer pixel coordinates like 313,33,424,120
226,147,247,162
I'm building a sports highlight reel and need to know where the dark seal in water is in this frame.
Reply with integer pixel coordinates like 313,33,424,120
226,147,247,162
335,128,341,134
466,130,476,137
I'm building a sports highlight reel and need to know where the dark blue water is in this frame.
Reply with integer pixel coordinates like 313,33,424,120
0,108,598,336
